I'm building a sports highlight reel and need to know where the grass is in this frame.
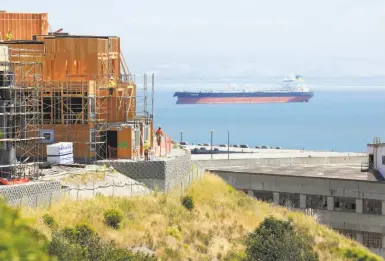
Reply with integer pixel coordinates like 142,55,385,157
22,174,383,261
61,172,106,185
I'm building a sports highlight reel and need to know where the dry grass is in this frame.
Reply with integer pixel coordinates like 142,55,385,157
60,172,106,185
22,174,383,261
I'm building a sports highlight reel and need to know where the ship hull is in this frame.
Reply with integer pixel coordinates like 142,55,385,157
175,95,312,104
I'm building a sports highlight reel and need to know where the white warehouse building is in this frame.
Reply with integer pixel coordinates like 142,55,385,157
209,141,385,258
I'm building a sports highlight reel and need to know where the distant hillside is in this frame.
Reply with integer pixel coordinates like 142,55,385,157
23,174,383,261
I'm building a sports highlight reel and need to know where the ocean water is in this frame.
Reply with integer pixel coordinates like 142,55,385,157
152,81,385,152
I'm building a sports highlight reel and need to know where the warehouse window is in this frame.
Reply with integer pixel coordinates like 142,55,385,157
363,231,382,249
253,190,274,202
382,156,385,165
336,229,357,241
279,192,300,208
363,199,382,215
90,129,96,152
306,195,327,210
334,197,356,212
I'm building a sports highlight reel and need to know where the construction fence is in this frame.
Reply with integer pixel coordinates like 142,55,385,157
0,162,207,208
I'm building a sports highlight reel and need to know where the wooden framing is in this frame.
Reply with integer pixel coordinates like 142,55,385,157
0,12,48,40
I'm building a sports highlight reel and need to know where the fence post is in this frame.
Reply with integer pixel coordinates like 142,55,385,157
49,191,53,208
93,180,95,197
112,180,115,197
35,194,38,208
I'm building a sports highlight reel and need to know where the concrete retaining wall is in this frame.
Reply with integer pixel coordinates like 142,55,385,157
195,155,367,168
0,181,62,208
97,153,192,192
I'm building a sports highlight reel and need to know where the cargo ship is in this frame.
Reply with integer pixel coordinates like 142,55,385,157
173,75,314,104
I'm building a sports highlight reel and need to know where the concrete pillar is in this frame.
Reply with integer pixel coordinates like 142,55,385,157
356,199,363,213
300,194,306,209
273,192,279,205
381,201,385,215
356,232,363,244
248,190,254,198
327,196,334,211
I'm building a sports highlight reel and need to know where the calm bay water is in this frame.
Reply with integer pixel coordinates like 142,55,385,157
152,82,385,152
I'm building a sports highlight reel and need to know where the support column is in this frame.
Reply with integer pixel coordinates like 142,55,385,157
356,199,363,213
381,201,385,216
327,196,334,211
300,194,306,209
273,192,279,205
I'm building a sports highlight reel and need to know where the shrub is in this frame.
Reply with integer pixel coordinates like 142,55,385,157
104,209,124,229
181,195,194,210
43,213,56,228
48,223,157,261
245,216,319,261
0,198,54,261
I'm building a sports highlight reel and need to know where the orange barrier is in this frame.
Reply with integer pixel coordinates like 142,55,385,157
155,135,172,157
0,178,30,185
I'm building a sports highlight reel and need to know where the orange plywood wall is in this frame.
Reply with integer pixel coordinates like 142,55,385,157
43,37,121,82
0,12,48,40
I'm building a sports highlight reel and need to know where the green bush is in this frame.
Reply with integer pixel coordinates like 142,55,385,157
48,223,157,261
245,216,319,261
104,209,124,229
0,198,55,261
43,214,56,228
181,195,194,210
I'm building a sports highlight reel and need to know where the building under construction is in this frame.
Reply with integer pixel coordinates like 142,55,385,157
0,11,155,179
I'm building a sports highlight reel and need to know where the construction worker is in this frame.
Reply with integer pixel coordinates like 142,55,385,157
143,140,150,161
108,76,116,96
5,30,12,41
155,127,164,146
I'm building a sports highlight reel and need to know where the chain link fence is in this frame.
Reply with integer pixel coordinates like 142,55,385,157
1,161,207,208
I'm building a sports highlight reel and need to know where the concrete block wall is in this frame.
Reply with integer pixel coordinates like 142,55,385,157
0,181,62,208
97,153,192,192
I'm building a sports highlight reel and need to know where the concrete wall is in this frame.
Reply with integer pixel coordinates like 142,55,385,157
97,153,192,192
0,181,62,208
213,170,385,232
195,155,367,169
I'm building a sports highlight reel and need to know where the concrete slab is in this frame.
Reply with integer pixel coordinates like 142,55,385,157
209,163,377,181
188,145,366,160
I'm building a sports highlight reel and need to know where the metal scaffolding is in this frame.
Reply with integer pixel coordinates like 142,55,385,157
0,44,43,179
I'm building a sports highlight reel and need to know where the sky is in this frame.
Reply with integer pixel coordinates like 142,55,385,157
2,0,385,81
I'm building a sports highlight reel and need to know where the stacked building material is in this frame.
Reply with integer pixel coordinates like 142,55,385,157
47,142,74,164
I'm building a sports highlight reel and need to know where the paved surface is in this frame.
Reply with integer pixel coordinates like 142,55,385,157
210,163,377,181
185,145,366,160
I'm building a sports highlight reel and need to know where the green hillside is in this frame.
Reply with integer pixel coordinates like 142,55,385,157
22,174,383,261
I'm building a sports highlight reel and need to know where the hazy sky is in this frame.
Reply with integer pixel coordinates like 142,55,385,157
3,0,385,80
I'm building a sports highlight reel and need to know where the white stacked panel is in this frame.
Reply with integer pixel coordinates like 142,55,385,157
47,142,74,164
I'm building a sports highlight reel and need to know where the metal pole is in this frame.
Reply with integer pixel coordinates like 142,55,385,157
180,131,184,143
228,130,230,160
209,130,214,160
152,73,155,118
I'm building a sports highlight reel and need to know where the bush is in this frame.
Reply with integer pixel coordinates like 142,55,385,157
181,195,194,210
245,216,319,261
104,209,124,229
0,198,54,261
48,223,157,261
43,214,56,228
